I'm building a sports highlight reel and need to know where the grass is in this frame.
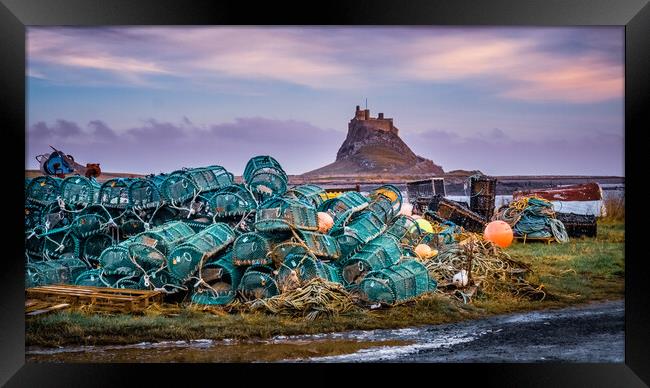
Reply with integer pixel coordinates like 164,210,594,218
26,221,624,348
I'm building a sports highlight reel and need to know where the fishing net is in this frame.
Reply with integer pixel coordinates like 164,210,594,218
385,215,422,245
191,253,244,305
167,223,236,282
243,156,288,198
25,176,62,206
284,184,326,208
359,259,435,305
340,234,402,285
237,265,280,301
330,211,386,259
232,232,273,266
255,197,319,232
493,197,569,243
60,175,101,208
207,184,257,218
319,191,368,225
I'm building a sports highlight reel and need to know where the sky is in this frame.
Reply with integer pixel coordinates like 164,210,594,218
26,27,624,176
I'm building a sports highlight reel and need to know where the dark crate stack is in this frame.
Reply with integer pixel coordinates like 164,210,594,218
556,212,597,238
435,197,486,233
469,175,497,222
406,178,445,214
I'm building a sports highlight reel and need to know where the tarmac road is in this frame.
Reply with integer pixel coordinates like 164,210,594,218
304,299,624,363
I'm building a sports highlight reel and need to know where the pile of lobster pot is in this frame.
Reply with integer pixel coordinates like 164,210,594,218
24,156,439,308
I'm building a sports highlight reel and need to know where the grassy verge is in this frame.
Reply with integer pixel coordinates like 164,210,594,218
26,221,624,348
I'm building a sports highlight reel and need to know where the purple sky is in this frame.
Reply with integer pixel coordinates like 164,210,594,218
26,27,624,176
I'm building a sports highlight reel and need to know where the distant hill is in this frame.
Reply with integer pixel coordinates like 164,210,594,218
303,106,444,177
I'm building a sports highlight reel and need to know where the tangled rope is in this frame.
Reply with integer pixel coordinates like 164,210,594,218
422,236,546,300
246,278,359,320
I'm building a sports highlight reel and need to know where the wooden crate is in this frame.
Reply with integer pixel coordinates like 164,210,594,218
26,284,163,313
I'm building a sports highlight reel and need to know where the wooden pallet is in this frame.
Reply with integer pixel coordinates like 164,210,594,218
515,235,555,245
26,284,163,314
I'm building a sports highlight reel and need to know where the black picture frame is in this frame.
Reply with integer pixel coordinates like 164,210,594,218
1,0,647,386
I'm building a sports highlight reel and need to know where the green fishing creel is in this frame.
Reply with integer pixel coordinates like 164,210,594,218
293,230,341,260
359,259,435,305
60,175,101,208
319,191,369,225
191,254,244,305
331,211,386,259
167,223,236,282
237,265,280,301
232,232,273,266
207,184,257,218
255,197,319,232
129,178,162,209
284,184,326,208
81,232,114,263
25,176,62,206
243,156,288,198
340,234,402,285
277,250,342,289
385,215,423,245
99,178,134,209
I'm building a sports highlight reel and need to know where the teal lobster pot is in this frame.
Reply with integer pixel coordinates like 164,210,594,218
359,259,436,305
98,178,134,209
167,223,236,282
74,268,106,287
369,185,403,214
366,195,396,225
128,178,162,210
237,265,279,301
319,191,369,225
41,230,81,260
204,165,235,190
81,232,113,263
98,221,195,276
331,211,386,259
339,234,401,285
134,221,195,256
276,249,342,290
242,155,288,198
25,176,62,206
191,253,244,305
160,170,199,204
232,232,273,266
385,215,423,245
207,184,257,218
26,257,87,287
71,212,108,239
60,175,100,208
255,197,319,232
284,184,326,208
294,230,341,260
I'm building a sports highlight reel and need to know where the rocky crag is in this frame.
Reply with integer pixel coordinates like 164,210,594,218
303,106,444,176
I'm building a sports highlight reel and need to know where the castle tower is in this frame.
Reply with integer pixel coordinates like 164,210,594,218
350,105,397,135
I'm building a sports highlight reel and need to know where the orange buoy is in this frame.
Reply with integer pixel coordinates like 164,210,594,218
317,212,334,233
483,220,514,248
